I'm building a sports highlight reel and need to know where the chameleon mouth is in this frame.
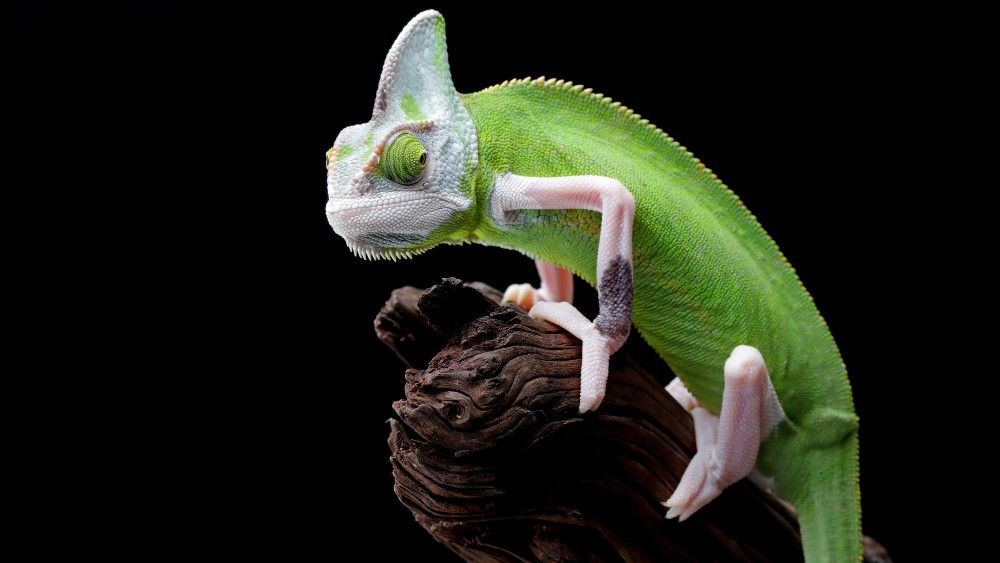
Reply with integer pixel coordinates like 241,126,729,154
325,192,467,215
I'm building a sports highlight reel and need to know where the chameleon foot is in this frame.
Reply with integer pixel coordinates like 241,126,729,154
502,283,538,311
528,301,611,413
502,260,575,311
663,345,785,521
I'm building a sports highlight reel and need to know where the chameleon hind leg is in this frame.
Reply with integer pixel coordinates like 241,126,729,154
663,345,786,521
503,260,575,310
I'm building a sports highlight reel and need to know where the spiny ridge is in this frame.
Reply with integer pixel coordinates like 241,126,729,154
344,239,430,261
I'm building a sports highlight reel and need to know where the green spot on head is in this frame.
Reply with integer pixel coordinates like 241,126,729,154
326,144,355,168
401,94,426,120
433,16,446,73
335,144,353,161
362,133,375,159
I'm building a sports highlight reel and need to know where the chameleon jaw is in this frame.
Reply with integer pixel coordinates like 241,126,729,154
341,237,431,261
325,189,470,262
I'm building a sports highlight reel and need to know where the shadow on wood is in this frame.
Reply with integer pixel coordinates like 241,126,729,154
378,279,886,562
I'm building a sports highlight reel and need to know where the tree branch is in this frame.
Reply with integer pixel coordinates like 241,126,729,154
378,279,888,562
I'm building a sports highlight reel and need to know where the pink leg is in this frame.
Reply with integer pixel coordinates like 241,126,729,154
536,260,574,303
502,260,574,310
493,173,636,413
663,345,785,521
526,301,610,410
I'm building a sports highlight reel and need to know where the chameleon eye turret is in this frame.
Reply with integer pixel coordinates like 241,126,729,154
379,132,427,185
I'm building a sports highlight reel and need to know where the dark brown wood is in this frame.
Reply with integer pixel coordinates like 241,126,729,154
378,279,889,562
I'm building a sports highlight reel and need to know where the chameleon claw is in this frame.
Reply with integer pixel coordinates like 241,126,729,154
502,283,537,311
663,447,719,521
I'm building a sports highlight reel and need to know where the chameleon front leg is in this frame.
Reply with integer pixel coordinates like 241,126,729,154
663,345,786,521
493,173,635,413
503,259,575,309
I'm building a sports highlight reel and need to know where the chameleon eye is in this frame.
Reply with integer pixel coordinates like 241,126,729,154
379,132,427,185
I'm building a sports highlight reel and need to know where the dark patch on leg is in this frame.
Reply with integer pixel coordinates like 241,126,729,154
593,256,633,343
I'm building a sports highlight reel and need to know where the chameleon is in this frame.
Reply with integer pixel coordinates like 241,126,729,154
325,10,860,563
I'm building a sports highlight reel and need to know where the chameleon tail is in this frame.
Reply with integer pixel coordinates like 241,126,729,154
784,431,862,563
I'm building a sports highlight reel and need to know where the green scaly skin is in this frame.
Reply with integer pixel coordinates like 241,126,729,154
461,78,860,563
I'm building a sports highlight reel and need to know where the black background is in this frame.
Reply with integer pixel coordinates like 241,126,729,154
19,2,942,560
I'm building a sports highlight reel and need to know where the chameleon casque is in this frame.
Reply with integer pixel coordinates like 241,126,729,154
325,11,860,562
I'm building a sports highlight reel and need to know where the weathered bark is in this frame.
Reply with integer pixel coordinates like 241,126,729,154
379,279,888,562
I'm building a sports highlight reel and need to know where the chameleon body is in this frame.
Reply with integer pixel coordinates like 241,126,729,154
325,11,860,562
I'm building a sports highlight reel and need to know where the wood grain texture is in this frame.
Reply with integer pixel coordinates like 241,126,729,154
377,279,888,562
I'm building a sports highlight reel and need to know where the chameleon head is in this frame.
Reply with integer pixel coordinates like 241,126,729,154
325,10,478,260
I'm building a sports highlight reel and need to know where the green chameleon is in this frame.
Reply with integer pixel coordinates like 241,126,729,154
325,10,860,562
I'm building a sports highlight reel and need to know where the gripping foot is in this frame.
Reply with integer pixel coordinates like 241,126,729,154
663,345,785,521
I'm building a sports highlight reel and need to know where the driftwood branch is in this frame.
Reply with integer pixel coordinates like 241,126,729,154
377,279,888,562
